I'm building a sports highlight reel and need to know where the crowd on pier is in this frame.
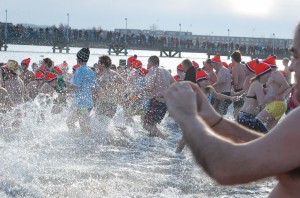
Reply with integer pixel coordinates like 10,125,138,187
1,23,290,58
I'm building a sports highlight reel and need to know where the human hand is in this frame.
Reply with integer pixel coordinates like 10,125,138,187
232,96,240,101
164,82,198,124
164,81,220,126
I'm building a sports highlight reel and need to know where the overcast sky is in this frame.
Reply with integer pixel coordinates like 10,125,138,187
1,0,299,39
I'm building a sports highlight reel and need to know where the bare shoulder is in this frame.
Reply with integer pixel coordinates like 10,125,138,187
272,70,284,79
250,80,261,91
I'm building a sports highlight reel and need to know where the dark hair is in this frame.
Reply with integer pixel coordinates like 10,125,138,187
111,64,117,71
148,55,159,65
206,58,212,65
43,58,53,68
99,55,112,68
182,59,193,69
231,50,242,63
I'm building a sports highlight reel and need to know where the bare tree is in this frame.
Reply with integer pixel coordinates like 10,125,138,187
149,24,159,31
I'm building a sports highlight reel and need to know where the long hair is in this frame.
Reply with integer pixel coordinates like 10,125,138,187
182,59,193,69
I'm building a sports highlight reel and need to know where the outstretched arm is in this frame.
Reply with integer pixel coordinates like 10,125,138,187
209,86,237,102
165,82,300,185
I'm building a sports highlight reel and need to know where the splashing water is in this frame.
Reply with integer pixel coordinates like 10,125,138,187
0,45,276,197
0,98,275,197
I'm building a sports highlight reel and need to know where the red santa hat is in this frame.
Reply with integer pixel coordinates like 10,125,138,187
45,72,58,82
254,60,272,77
127,55,137,64
132,60,143,69
173,74,180,81
21,58,31,66
211,54,221,63
53,66,63,74
177,63,183,71
263,54,277,67
139,68,148,76
196,70,209,82
72,64,80,71
245,60,256,73
63,61,68,67
192,61,199,69
35,71,45,80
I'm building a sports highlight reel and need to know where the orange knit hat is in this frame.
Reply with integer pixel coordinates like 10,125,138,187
177,63,183,71
196,70,209,82
212,54,221,63
139,68,148,76
192,61,199,69
173,74,180,81
245,60,256,73
21,58,31,66
35,71,45,80
263,54,277,67
45,72,58,82
254,60,272,77
132,60,143,69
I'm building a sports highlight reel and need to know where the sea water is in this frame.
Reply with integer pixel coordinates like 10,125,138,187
0,45,276,197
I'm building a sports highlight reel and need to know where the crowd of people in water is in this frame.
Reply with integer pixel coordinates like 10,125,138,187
1,21,300,197
0,45,295,142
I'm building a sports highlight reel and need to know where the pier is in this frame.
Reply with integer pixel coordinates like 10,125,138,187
160,47,181,58
0,23,291,59
108,44,128,56
52,39,69,53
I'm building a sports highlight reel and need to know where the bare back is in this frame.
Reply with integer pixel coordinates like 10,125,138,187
214,67,231,93
240,80,262,115
267,70,290,101
145,66,175,100
20,70,35,87
4,75,26,106
95,70,126,104
232,63,246,91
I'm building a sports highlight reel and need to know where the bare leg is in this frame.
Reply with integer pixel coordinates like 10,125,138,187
143,122,166,139
176,137,185,153
66,109,79,132
78,110,92,134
